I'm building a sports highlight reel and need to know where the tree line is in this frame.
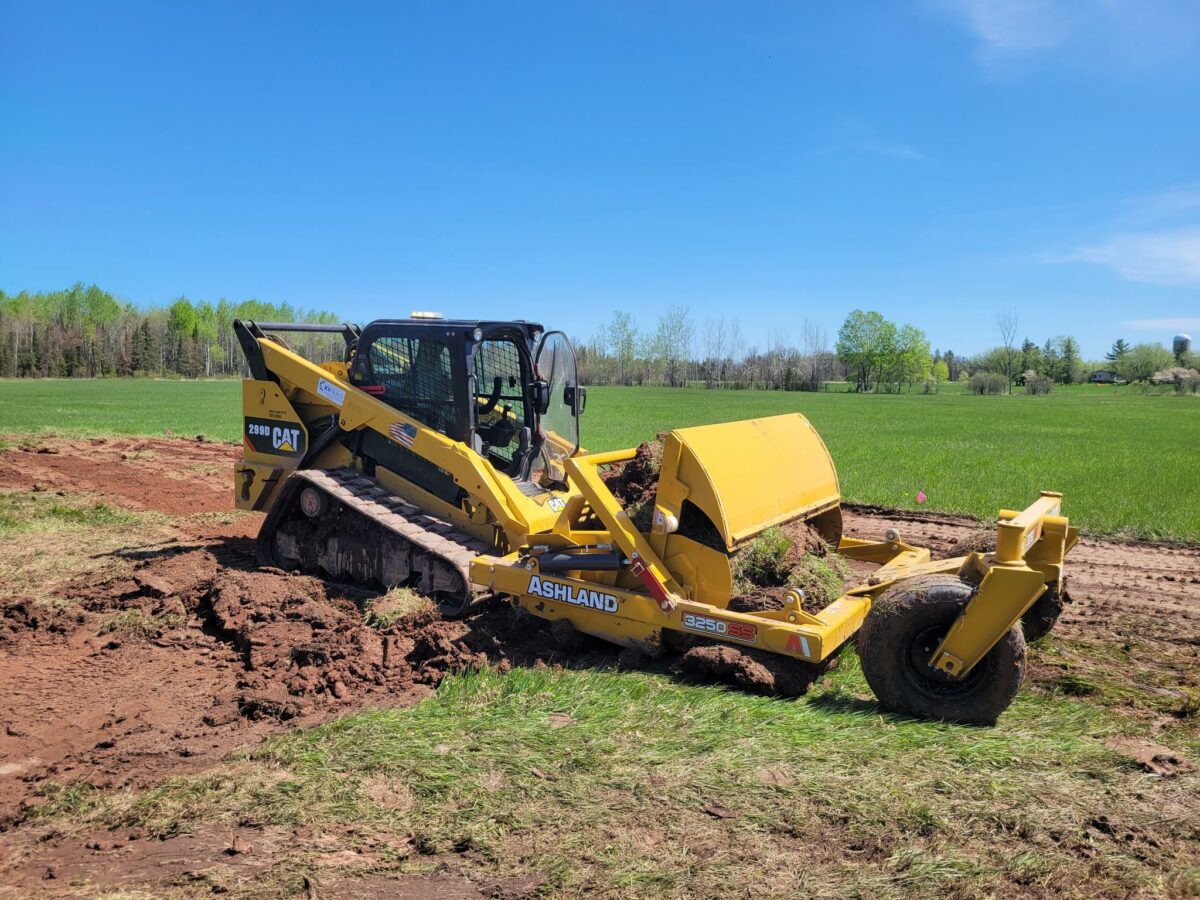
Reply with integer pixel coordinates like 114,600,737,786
580,306,945,391
580,305,1193,392
0,284,343,378
577,306,847,390
967,311,1196,393
4,285,1190,392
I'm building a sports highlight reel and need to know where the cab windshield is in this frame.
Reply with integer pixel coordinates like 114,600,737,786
534,331,580,481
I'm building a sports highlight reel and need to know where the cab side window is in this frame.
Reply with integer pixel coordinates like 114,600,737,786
473,339,527,466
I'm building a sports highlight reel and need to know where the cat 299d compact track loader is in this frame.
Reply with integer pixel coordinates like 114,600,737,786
233,316,1077,724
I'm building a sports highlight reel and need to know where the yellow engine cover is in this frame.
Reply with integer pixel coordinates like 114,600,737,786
235,379,308,511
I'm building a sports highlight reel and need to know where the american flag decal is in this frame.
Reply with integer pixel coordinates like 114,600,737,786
388,422,418,448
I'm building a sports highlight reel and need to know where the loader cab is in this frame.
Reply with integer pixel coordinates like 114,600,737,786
347,316,583,494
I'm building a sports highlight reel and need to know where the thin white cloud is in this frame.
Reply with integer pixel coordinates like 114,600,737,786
937,0,1069,53
1122,317,1200,333
933,0,1200,66
1127,184,1200,222
811,141,930,163
1065,227,1200,286
863,141,929,162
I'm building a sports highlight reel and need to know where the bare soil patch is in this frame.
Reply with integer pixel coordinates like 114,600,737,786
0,524,568,826
0,435,236,515
0,439,632,823
1105,736,1196,777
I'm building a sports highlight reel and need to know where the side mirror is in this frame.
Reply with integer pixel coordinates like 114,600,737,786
532,379,551,414
564,386,587,415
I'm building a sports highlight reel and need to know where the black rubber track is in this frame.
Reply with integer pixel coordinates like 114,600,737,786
257,469,489,619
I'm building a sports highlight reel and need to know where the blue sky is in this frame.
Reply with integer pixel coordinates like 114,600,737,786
2,1,1198,359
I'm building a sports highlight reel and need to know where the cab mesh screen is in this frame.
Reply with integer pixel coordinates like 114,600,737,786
365,336,455,435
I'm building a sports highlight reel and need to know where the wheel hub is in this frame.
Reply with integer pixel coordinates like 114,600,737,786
909,624,957,684
299,486,326,518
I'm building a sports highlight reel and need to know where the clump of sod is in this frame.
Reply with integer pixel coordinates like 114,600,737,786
786,553,850,610
732,526,849,610
365,587,436,629
734,527,793,588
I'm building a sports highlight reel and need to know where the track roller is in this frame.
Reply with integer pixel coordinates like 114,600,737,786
257,469,490,619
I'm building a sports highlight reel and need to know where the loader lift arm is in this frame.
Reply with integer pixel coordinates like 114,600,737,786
235,319,361,382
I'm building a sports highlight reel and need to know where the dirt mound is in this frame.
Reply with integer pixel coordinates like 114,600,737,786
781,519,831,556
726,591,787,613
201,571,386,720
55,549,518,725
0,521,533,823
0,434,624,823
601,434,665,529
676,644,831,697
952,528,997,554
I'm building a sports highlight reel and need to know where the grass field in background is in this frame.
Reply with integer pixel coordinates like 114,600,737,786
591,385,1200,543
1,378,1197,541
0,378,240,441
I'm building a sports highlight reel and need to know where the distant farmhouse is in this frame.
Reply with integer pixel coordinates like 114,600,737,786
1089,370,1118,384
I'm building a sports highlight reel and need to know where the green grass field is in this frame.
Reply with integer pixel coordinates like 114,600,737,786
46,660,1195,897
1,378,1196,541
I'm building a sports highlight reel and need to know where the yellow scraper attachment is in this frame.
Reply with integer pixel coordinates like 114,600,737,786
652,413,842,551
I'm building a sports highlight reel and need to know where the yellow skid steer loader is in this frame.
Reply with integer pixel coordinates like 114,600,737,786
233,316,1077,724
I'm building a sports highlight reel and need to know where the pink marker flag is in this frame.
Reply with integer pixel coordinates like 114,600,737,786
916,490,927,504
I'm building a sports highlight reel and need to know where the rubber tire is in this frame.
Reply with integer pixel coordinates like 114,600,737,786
1021,583,1064,643
858,574,1026,725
